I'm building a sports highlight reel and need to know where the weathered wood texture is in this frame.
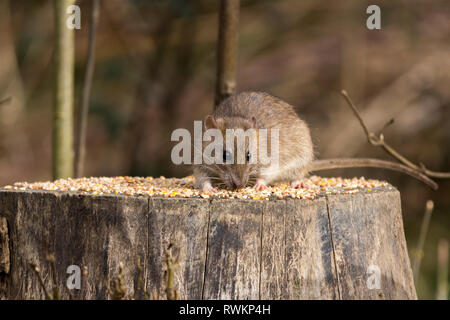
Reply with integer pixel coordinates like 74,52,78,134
0,187,417,300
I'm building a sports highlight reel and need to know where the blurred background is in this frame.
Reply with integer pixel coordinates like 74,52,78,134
0,0,448,299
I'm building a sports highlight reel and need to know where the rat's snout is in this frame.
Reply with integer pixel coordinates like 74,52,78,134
231,176,243,189
230,174,247,189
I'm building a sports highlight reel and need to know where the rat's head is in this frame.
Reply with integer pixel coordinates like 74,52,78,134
202,115,260,189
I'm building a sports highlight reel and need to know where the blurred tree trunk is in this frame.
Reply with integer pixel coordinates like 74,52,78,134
53,0,75,179
0,0,31,172
215,0,240,108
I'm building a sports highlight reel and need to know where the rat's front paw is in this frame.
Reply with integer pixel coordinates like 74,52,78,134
290,180,305,189
202,182,217,193
254,179,267,191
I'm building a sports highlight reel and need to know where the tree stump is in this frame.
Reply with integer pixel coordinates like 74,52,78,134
0,185,417,299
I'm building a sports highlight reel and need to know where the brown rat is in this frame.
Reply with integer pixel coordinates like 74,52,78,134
194,91,314,192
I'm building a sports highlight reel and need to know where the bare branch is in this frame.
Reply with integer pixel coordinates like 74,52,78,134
75,0,100,178
311,158,438,190
29,262,53,300
340,90,371,140
0,96,12,105
412,200,434,283
215,0,240,108
340,90,450,179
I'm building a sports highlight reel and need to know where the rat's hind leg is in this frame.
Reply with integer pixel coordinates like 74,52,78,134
288,167,309,189
258,160,310,188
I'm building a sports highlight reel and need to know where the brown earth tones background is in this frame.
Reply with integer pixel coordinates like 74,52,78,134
0,0,448,299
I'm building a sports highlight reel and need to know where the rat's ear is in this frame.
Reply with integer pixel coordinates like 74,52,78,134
250,116,257,128
204,115,218,129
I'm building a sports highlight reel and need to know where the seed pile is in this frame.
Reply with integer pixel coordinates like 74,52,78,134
2,175,392,200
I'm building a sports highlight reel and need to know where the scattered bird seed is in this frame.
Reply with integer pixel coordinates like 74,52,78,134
2,176,393,200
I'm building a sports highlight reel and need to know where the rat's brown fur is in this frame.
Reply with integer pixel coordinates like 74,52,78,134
194,91,314,191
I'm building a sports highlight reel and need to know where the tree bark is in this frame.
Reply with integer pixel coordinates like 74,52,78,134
0,185,417,300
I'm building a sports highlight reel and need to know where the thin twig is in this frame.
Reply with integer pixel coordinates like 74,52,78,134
46,253,60,300
310,158,438,190
134,257,150,300
341,90,450,178
42,240,59,299
106,261,128,300
340,90,371,139
29,262,53,300
0,96,12,105
436,239,448,300
412,200,434,283
164,243,179,300
75,0,100,178
133,258,142,300
375,118,394,136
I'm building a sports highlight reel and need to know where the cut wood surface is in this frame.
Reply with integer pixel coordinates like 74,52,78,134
0,186,417,299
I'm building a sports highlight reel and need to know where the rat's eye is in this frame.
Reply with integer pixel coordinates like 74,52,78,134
246,152,251,162
223,150,232,163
